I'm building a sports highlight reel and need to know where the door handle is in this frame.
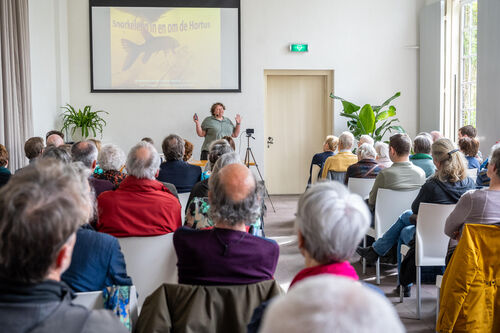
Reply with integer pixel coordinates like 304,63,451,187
267,137,274,148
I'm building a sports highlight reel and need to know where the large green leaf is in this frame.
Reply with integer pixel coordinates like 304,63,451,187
358,104,375,134
373,92,401,112
375,106,396,122
341,100,361,114
340,112,359,120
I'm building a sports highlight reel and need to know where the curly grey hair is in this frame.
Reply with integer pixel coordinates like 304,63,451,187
295,182,370,263
357,143,377,160
125,141,161,180
208,139,233,165
375,141,389,158
98,144,126,171
0,159,93,284
489,143,500,179
162,134,185,161
42,146,71,164
209,166,263,226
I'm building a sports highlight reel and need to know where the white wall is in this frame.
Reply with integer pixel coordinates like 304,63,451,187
477,0,500,151
29,0,70,139
32,0,425,172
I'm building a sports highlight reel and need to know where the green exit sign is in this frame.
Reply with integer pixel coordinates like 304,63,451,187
290,43,309,52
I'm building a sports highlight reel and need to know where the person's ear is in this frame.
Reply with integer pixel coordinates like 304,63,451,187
155,169,159,178
55,233,76,273
92,160,97,170
297,231,305,249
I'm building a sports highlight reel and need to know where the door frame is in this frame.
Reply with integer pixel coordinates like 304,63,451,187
263,69,334,192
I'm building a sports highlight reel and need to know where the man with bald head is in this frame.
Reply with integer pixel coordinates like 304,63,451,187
173,163,279,285
46,133,65,147
97,141,181,237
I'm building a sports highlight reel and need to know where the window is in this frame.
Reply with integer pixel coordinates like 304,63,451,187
459,0,478,127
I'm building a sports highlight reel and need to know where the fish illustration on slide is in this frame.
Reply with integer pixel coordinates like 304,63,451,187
121,30,179,71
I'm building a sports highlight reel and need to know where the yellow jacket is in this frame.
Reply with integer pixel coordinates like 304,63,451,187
437,224,500,333
321,151,358,178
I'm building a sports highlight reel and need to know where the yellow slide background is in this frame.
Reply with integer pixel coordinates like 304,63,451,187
110,7,221,89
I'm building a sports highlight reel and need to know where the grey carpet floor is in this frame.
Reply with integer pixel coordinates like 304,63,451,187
264,195,437,333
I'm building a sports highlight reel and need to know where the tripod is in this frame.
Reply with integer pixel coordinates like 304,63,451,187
244,134,276,212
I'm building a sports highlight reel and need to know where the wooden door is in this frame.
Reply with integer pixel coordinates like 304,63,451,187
264,70,333,194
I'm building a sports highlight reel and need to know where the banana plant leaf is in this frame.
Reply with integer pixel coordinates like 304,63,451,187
358,104,375,134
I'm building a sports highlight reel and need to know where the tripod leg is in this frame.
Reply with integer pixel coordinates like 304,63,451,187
248,148,276,213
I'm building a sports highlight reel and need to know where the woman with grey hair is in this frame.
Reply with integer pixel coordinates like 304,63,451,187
375,141,392,168
94,144,127,188
290,182,370,287
410,135,436,177
344,143,382,185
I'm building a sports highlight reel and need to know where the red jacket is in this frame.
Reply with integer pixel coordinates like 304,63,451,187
97,176,181,237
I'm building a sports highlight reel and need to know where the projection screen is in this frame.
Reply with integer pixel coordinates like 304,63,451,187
90,0,241,92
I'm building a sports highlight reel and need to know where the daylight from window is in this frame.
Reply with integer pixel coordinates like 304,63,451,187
460,0,477,127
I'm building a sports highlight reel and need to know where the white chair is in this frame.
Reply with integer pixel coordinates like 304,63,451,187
415,203,455,319
366,188,420,284
178,192,191,222
436,274,443,326
74,286,139,330
347,178,376,199
327,170,346,182
310,164,321,185
118,234,178,308
466,168,478,182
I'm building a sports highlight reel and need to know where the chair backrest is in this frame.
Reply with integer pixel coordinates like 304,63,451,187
466,168,478,182
73,290,104,309
415,203,455,267
178,192,191,222
310,164,321,185
347,178,376,199
327,171,346,182
374,188,420,239
118,233,178,308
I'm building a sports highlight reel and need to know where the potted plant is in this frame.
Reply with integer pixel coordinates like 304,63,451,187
330,92,405,141
60,104,108,141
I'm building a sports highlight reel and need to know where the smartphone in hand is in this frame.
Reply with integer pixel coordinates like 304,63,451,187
194,113,198,121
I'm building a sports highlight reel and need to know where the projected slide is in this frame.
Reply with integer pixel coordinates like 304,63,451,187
91,4,240,91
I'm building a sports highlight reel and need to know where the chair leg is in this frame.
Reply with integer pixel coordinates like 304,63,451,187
417,266,421,320
362,236,366,274
400,284,404,303
436,285,440,328
376,258,380,285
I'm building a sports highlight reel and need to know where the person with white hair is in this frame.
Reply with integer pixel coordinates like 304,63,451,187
290,182,370,287
374,141,392,168
321,131,358,179
94,143,127,188
410,135,436,177
358,134,374,147
259,275,404,333
97,141,181,237
344,143,383,185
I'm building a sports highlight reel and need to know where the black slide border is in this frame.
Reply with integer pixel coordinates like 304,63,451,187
89,0,241,93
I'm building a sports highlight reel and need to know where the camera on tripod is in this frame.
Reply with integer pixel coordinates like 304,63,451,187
245,128,254,136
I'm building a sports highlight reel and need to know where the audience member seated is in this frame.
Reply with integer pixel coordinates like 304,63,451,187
46,133,64,147
174,163,279,285
157,134,201,193
357,134,374,147
344,143,382,185
0,159,128,333
185,152,241,229
94,143,127,188
359,138,475,296
259,275,404,333
458,124,482,161
42,145,71,163
62,222,132,292
410,135,436,177
290,182,370,288
223,135,236,150
45,129,64,142
0,144,10,188
459,137,480,169
141,137,154,145
187,140,233,210
430,130,443,142
374,141,392,168
445,143,500,261
24,136,44,165
368,133,426,209
321,132,357,179
72,141,113,198
307,135,337,184
183,139,194,161
476,158,491,187
97,141,181,237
